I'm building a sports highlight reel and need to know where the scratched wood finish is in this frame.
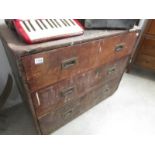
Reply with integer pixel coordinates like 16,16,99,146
0,24,138,134
32,57,128,118
0,24,138,56
135,54,155,70
39,77,121,134
22,32,137,92
145,20,155,35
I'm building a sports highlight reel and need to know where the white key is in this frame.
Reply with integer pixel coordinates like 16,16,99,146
30,20,40,31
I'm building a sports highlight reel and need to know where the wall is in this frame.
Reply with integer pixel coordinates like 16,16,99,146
0,19,21,109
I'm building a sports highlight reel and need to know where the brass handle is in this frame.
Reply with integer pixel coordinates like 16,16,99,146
61,57,77,69
60,87,74,97
95,68,102,75
107,67,116,74
63,109,73,119
115,44,125,52
145,60,149,64
105,87,110,92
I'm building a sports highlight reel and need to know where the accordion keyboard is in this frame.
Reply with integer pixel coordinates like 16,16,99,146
14,19,84,44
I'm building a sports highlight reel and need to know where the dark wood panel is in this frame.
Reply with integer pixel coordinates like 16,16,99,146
39,77,121,134
22,32,136,92
140,38,155,49
135,54,155,71
31,57,128,118
137,48,155,58
134,20,155,71
136,37,155,58
146,20,155,35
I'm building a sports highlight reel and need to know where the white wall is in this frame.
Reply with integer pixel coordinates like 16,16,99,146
0,19,21,109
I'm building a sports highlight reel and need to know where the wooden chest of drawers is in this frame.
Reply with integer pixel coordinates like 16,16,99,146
0,24,139,134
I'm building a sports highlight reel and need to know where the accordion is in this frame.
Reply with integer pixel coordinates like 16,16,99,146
5,19,84,44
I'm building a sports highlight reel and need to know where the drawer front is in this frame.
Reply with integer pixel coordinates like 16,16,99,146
38,77,120,134
22,40,98,92
22,32,137,92
146,20,155,35
32,57,128,118
137,38,155,57
135,54,155,71
98,32,136,63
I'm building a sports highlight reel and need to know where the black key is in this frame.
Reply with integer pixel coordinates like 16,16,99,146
23,21,31,32
54,19,61,27
60,19,67,26
46,19,53,28
64,19,70,26
50,19,58,28
69,19,76,26
36,20,43,30
40,19,47,29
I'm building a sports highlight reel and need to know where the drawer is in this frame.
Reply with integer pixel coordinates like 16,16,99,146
22,32,137,92
138,38,155,57
98,32,136,63
135,54,155,71
32,57,128,118
146,20,155,35
38,77,120,134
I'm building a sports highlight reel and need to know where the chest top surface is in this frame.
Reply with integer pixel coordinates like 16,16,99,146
0,24,139,57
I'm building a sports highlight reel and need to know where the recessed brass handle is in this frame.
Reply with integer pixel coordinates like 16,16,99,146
107,66,116,74
95,68,102,75
60,87,74,97
105,87,110,92
145,60,150,64
61,57,77,69
63,109,73,119
115,44,125,52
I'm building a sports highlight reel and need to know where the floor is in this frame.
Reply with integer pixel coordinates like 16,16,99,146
0,66,155,135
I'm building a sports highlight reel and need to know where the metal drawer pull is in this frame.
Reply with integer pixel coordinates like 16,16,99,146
61,87,74,97
95,68,102,75
105,87,110,92
63,109,73,119
107,67,116,74
115,44,125,52
61,57,77,69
